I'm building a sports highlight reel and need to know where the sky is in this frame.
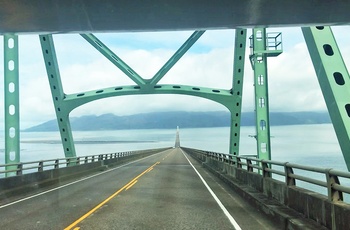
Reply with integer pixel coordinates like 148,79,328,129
1,26,350,129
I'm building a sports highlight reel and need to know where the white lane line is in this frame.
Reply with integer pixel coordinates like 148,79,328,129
0,150,169,209
180,149,242,230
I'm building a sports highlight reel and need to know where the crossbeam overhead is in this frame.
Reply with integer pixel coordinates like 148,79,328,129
63,84,234,114
0,1,349,34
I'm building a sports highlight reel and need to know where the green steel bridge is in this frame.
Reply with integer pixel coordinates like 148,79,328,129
1,1,350,229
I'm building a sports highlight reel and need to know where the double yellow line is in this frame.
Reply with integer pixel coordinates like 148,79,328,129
65,161,160,230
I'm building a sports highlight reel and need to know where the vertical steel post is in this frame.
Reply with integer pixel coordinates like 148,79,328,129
229,29,247,156
4,34,20,176
175,126,180,148
251,28,271,160
39,35,77,161
302,26,350,171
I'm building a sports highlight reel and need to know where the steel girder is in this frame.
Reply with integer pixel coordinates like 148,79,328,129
37,31,246,158
228,29,247,156
81,31,205,88
302,26,350,171
4,34,20,176
39,35,77,160
250,28,272,160
80,33,147,86
63,84,234,112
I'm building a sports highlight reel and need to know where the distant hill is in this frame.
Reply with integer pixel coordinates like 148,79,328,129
24,111,331,132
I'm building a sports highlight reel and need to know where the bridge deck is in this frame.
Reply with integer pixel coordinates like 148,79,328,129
0,148,280,229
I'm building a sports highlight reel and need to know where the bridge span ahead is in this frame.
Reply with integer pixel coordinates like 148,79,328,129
1,148,282,230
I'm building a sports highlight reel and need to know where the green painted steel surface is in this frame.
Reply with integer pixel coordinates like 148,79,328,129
228,29,247,156
250,28,271,160
63,84,234,115
58,32,238,114
149,31,205,86
4,34,20,176
39,35,77,160
302,26,350,171
81,31,205,88
248,28,282,160
81,33,146,86
35,31,245,158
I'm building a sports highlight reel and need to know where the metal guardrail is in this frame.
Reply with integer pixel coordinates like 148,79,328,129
0,149,161,178
184,148,350,203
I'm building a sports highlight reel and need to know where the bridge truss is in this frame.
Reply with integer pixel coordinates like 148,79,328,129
3,27,350,173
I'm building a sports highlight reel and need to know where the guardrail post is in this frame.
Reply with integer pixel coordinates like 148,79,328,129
38,161,43,172
228,155,233,165
98,154,102,161
84,156,88,164
325,169,343,202
91,156,95,162
284,163,295,186
262,160,271,178
16,163,22,176
76,157,80,165
224,155,228,163
237,157,242,169
54,159,59,169
66,158,70,167
247,159,253,172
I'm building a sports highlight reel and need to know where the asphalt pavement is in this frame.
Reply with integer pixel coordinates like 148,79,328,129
0,148,282,229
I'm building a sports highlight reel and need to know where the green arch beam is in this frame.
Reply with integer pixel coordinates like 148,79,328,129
63,84,234,113
39,30,246,159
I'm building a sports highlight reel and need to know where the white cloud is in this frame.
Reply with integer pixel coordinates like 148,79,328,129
0,26,349,129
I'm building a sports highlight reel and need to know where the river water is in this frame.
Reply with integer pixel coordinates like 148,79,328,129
1,124,349,200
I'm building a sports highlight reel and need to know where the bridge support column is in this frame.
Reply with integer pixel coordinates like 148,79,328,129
250,28,272,160
302,26,350,171
229,29,247,156
249,28,282,161
4,34,20,176
39,35,77,161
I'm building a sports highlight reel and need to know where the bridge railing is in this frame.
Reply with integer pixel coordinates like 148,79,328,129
0,150,154,178
184,148,350,203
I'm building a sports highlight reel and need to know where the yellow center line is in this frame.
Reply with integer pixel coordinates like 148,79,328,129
64,161,160,230
125,180,138,191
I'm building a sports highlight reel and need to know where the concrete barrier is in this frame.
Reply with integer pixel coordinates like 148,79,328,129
183,147,350,230
0,148,170,200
